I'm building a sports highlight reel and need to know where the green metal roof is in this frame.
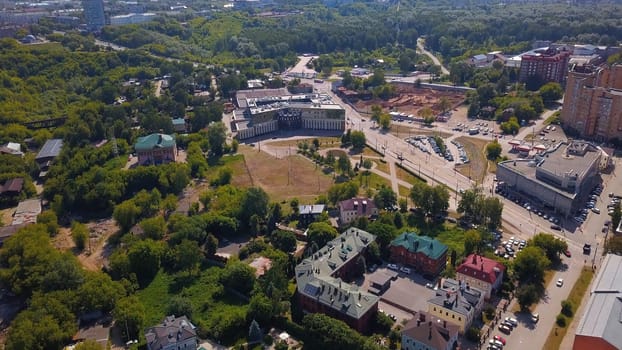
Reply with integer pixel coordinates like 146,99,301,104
135,133,176,151
390,232,448,259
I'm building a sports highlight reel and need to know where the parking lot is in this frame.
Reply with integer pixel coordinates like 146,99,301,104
361,265,435,322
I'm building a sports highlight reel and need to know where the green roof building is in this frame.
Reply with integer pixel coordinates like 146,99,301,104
135,133,177,165
390,232,448,277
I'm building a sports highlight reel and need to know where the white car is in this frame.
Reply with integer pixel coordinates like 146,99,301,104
400,267,412,274
556,278,564,287
388,263,399,271
505,317,518,328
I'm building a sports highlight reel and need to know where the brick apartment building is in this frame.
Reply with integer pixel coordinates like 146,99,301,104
456,254,505,300
519,47,572,84
389,232,448,277
561,63,622,142
295,228,378,333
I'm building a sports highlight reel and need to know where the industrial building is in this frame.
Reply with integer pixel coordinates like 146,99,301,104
496,141,603,217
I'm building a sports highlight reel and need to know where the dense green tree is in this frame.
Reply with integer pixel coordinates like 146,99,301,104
220,261,256,295
270,230,297,253
75,340,104,350
374,186,397,210
139,216,167,240
350,130,366,150
240,187,269,225
77,272,125,313
516,283,541,310
173,239,202,271
409,182,449,217
167,296,193,318
486,139,502,160
307,222,338,249
337,155,352,175
464,229,482,255
365,222,396,250
113,296,145,342
37,210,59,236
513,246,550,284
327,181,359,205
207,121,227,156
128,239,164,285
113,200,142,232
71,221,89,251
529,233,568,261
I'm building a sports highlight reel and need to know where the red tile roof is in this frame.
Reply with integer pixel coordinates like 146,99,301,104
457,254,505,285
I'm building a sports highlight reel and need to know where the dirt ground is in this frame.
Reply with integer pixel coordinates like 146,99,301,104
52,218,119,271
354,85,466,116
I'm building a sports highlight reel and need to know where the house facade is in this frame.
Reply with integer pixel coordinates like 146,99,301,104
389,232,448,277
427,279,485,333
338,197,378,225
145,315,197,350
456,254,505,300
135,133,177,165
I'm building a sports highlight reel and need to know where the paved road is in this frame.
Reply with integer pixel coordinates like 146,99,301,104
417,38,449,75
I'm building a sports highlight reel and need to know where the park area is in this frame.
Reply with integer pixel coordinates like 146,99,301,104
353,84,466,117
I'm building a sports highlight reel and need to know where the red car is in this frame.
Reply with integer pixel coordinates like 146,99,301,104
564,250,571,257
493,335,507,345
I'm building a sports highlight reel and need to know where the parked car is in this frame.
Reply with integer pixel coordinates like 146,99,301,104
498,324,511,334
387,263,399,271
583,244,592,255
550,224,561,231
489,339,504,348
368,264,378,272
505,317,518,328
493,335,507,345
531,313,540,323
400,266,412,274
556,278,564,287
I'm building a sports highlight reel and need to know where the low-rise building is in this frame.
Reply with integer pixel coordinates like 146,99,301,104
338,197,378,225
456,254,505,300
172,118,187,133
401,311,459,350
295,227,378,333
298,204,325,226
389,232,448,277
135,133,177,165
573,254,622,350
145,315,197,350
496,141,603,217
110,13,156,26
35,138,63,177
427,278,485,332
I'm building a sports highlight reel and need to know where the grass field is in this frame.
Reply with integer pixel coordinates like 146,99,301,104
389,125,452,139
454,136,489,183
395,163,425,184
373,159,390,174
237,147,335,203
542,267,594,350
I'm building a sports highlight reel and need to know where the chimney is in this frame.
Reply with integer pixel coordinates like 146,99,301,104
420,313,426,322
362,200,367,213
481,263,484,271
472,254,477,264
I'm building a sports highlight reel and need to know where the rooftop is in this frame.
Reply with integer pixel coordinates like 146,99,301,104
457,254,505,285
402,311,459,350
390,232,448,260
135,133,176,151
295,227,378,320
338,197,377,212
145,315,196,350
35,138,63,160
299,204,325,215
575,254,622,349
428,278,483,317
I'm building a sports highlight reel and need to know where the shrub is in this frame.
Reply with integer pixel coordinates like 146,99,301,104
556,314,567,327
561,300,573,317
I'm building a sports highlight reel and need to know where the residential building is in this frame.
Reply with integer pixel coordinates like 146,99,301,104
35,139,63,177
401,311,459,350
135,133,177,165
295,228,378,333
233,88,345,140
145,315,197,350
11,198,41,225
172,118,187,133
0,142,23,157
496,141,603,217
561,63,622,142
82,0,106,31
456,254,505,300
298,204,325,226
338,197,378,225
110,13,156,26
389,232,448,277
427,279,485,332
518,47,572,84
573,254,622,350
0,178,24,196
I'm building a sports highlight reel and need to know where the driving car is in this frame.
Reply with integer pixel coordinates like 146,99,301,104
556,278,564,287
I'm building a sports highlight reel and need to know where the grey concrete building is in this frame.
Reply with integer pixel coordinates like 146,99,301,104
497,141,603,217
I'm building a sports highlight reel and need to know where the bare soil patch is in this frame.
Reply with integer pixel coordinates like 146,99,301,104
52,219,119,271
354,85,466,117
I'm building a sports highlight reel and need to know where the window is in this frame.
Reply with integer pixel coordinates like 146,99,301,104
458,317,461,321
452,314,455,318
446,312,449,316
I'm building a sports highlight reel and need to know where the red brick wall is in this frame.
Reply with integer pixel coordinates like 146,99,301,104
390,246,446,276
